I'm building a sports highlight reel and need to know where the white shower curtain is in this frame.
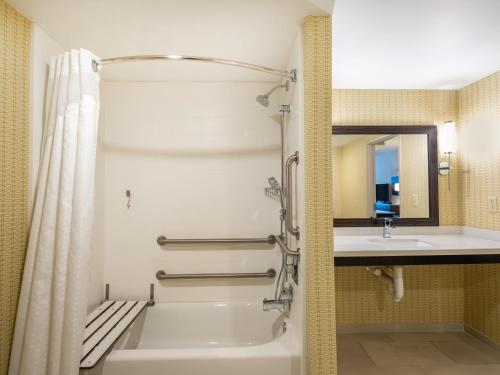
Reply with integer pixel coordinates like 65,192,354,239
9,49,100,375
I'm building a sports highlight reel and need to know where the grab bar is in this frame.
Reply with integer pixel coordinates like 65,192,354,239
156,269,276,280
274,235,300,257
157,235,276,246
285,152,300,239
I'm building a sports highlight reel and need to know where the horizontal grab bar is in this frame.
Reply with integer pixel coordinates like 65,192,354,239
157,235,276,246
156,269,276,280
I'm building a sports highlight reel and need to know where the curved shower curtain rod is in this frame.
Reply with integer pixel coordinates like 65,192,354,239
92,55,297,81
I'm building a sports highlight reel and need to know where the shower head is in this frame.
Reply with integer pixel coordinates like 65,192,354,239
267,176,285,209
256,94,270,107
268,177,282,192
256,80,290,107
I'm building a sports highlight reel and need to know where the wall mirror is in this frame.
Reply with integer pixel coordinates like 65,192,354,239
332,126,439,227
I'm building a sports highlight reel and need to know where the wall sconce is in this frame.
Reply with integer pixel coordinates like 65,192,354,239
438,120,457,191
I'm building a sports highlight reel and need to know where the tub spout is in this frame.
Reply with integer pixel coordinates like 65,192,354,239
263,298,290,313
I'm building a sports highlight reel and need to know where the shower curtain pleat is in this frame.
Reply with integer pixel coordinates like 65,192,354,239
9,49,100,375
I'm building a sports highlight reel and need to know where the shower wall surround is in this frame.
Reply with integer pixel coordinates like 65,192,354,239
0,2,30,373
92,28,307,372
283,30,306,361
98,81,283,302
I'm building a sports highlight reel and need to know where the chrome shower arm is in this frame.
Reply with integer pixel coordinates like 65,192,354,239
263,81,289,98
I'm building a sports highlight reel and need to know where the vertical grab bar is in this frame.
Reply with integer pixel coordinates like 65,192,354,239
285,151,300,239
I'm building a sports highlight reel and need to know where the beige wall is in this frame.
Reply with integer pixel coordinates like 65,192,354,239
333,133,430,219
332,147,343,218
332,89,462,326
335,136,371,218
460,71,500,343
0,2,31,373
399,134,429,218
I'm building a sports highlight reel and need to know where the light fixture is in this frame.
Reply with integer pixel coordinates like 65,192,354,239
438,120,457,191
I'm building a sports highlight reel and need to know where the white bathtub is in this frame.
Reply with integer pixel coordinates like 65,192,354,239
85,301,300,375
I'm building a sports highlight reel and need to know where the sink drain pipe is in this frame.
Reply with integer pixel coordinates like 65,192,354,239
366,266,404,302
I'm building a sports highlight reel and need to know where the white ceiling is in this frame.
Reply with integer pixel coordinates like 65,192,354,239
333,0,500,89
9,0,332,82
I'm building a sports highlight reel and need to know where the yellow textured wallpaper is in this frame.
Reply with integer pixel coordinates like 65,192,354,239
460,71,500,343
459,72,500,231
332,89,461,226
336,266,464,326
0,1,31,373
332,89,464,326
304,16,337,375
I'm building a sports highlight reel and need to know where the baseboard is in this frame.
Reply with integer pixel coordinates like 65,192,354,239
464,325,500,351
337,323,464,334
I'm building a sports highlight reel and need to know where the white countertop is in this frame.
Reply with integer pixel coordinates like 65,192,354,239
334,227,500,257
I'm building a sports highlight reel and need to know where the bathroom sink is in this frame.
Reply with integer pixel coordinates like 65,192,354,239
368,238,435,248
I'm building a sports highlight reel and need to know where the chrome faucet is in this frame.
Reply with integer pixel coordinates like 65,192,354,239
382,218,395,238
263,286,293,313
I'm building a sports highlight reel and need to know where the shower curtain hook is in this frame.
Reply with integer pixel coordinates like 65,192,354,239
92,59,101,73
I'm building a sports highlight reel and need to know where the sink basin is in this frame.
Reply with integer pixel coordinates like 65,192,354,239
368,238,435,248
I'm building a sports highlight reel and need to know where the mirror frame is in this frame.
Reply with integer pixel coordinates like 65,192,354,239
332,125,439,227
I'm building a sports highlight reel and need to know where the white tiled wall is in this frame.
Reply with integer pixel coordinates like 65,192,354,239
99,81,289,302
283,30,305,368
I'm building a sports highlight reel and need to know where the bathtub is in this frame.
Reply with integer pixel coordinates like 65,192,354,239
85,301,300,375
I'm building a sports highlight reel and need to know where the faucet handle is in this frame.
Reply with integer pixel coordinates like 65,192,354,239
280,285,294,301
383,217,396,227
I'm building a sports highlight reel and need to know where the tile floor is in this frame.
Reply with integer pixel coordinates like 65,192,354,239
337,332,500,375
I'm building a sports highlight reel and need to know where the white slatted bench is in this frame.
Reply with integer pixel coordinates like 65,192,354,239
80,300,148,369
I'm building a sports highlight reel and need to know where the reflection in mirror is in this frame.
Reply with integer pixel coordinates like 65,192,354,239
332,134,429,220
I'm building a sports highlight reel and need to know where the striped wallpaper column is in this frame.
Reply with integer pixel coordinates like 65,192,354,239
303,16,337,375
0,2,31,373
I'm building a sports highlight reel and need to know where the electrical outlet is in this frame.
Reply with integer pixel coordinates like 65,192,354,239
488,197,498,212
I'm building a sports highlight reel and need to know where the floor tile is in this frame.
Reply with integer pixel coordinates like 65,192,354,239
338,365,427,375
454,333,500,354
337,333,393,345
387,332,464,342
432,340,500,364
337,343,375,367
362,342,455,367
423,364,500,375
